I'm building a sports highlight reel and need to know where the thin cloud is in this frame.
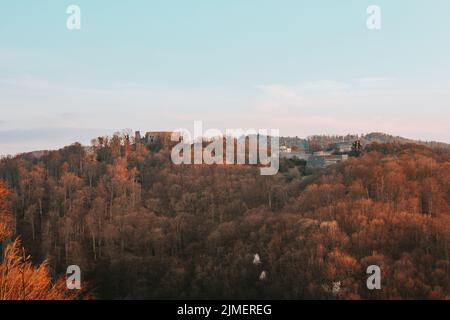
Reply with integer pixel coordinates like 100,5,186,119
1,76,449,156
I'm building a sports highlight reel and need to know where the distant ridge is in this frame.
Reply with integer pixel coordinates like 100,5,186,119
280,132,450,151
9,132,450,159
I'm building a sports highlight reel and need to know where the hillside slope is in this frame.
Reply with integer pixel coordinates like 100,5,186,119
0,139,449,299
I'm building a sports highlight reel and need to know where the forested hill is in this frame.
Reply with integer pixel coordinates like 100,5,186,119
9,132,450,160
0,138,449,299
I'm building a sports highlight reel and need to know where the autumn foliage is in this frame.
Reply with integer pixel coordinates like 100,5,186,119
0,183,12,241
0,182,76,300
0,136,449,299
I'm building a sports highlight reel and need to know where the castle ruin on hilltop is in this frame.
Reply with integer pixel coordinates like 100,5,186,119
135,131,181,146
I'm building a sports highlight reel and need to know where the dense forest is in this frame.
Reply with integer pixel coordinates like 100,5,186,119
0,134,449,299
0,182,80,299
280,132,450,153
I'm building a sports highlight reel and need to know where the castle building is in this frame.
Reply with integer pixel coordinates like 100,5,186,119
134,131,181,147
135,131,141,143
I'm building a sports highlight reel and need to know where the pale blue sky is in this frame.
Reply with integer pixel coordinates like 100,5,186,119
1,0,450,154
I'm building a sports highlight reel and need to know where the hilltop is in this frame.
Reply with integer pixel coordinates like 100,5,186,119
7,131,450,161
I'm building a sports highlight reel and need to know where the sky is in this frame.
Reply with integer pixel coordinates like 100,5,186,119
1,0,450,155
